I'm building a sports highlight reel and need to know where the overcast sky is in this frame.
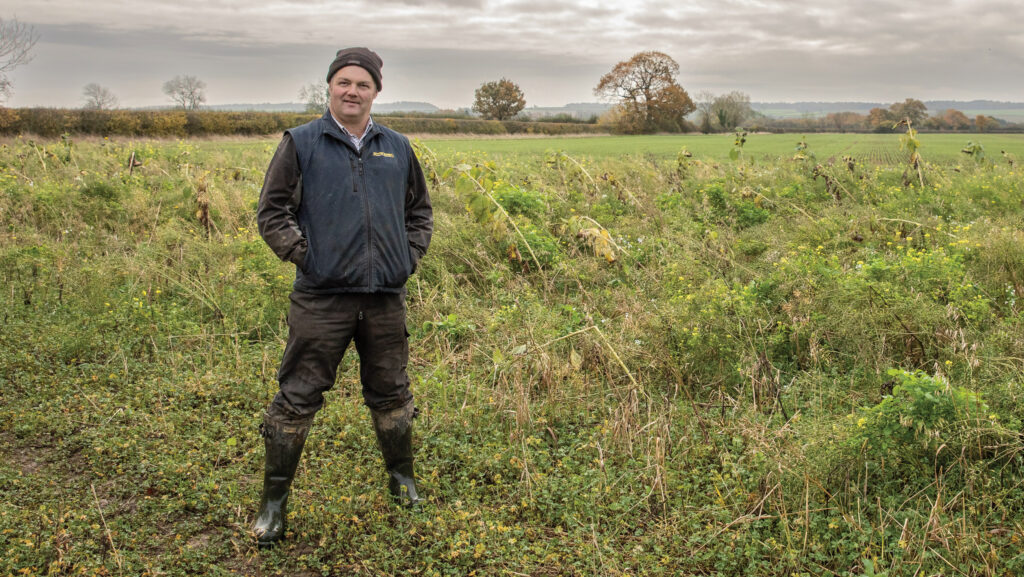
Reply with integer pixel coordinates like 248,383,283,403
3,0,1023,109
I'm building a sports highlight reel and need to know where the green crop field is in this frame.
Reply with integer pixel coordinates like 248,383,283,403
422,132,1024,164
2,134,1024,576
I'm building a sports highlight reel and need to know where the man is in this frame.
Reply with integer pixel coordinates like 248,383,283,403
253,47,432,547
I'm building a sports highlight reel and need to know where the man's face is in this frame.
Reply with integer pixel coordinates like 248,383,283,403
328,65,378,127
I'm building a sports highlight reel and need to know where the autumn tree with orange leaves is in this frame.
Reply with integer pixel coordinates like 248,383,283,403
594,51,695,133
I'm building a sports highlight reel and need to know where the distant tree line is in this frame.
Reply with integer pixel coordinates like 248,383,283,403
0,108,610,138
753,98,1017,133
2,97,1014,139
0,109,316,138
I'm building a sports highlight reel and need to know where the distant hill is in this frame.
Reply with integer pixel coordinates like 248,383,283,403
752,100,1024,122
203,102,306,112
522,100,1024,123
374,101,439,113
521,102,612,120
751,102,881,117
204,100,607,119
201,101,440,113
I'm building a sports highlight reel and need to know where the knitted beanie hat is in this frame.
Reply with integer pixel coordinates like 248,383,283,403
327,47,383,91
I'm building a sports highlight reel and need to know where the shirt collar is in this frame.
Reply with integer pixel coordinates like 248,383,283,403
331,114,374,151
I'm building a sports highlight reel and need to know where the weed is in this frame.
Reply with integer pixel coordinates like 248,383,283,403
894,118,925,187
961,140,986,163
729,128,748,161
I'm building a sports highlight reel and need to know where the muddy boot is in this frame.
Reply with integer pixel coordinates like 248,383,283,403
253,413,311,547
370,402,422,507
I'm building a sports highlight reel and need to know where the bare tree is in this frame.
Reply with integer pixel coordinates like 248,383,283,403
163,75,206,110
0,17,39,101
889,98,928,126
694,90,717,133
82,83,118,110
711,91,753,132
826,111,866,133
298,81,328,114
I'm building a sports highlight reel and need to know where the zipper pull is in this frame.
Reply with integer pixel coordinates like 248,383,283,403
358,311,364,320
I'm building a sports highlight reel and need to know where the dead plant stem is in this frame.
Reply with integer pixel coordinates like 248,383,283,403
90,483,123,571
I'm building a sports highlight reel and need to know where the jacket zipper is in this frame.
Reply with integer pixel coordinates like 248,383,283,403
358,153,373,290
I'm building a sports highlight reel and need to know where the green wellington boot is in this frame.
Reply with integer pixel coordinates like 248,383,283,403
370,402,422,507
253,413,311,547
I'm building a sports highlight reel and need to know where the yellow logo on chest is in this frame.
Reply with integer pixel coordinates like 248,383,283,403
372,152,395,158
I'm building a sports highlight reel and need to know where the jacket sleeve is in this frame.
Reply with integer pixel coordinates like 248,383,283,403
405,146,433,273
257,133,307,270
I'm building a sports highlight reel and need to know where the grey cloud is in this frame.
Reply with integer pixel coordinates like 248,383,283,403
501,0,617,17
623,0,1024,77
382,47,610,106
6,0,1024,108
681,46,1024,102
365,0,485,7
502,0,580,14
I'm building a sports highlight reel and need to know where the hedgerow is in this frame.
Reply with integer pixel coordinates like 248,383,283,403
0,108,610,138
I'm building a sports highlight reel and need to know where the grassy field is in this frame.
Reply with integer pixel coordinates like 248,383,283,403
2,133,1024,576
421,132,1024,164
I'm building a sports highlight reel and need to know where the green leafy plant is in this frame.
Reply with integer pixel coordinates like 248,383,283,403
862,558,889,577
960,140,986,163
454,162,545,271
849,369,992,463
675,146,692,178
729,128,747,161
422,313,476,341
701,181,769,229
546,150,597,196
792,137,814,162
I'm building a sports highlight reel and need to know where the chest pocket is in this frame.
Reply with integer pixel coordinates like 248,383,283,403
366,151,406,204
